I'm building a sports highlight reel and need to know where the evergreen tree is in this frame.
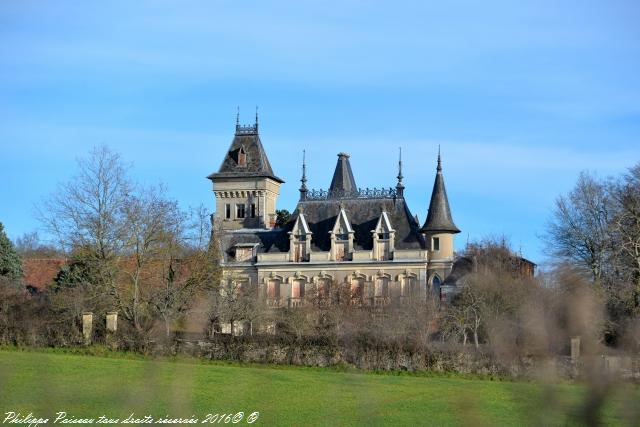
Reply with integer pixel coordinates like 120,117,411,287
275,209,291,228
0,222,23,281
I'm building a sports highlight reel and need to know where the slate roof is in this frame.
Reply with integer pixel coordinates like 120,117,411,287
443,256,474,286
293,198,424,251
216,229,288,262
420,154,460,234
216,197,425,261
207,125,284,183
328,153,358,196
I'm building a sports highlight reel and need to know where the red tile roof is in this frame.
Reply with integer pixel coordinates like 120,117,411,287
22,258,67,290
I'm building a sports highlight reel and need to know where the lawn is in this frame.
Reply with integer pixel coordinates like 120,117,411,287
0,349,636,426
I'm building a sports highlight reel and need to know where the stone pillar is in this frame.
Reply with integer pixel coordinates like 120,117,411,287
571,337,581,361
82,312,93,345
106,311,118,333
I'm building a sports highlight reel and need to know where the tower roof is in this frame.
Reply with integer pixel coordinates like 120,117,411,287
328,152,357,197
207,117,284,183
420,151,460,234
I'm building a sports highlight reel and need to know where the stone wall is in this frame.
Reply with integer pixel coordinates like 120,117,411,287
173,337,640,380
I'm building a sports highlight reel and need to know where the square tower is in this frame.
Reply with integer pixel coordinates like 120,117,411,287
207,115,284,230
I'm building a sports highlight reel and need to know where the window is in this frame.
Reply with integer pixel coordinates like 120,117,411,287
375,278,388,297
235,247,253,262
238,147,247,167
292,280,305,298
402,277,416,296
350,279,363,298
318,279,330,298
298,234,307,241
267,280,280,298
336,233,349,241
236,203,245,219
432,275,441,288
432,237,440,251
235,280,248,296
225,204,231,219
250,203,256,218
378,233,389,240
377,241,389,261
294,243,305,262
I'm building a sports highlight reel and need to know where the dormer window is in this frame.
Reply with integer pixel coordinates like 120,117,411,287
372,210,395,261
238,146,247,167
289,212,312,262
234,243,258,262
330,207,354,261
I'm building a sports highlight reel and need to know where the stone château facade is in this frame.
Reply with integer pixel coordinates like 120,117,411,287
207,114,461,308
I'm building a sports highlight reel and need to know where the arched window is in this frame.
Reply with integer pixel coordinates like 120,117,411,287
432,275,441,289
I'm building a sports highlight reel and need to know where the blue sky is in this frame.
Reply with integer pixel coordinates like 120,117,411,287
1,0,639,264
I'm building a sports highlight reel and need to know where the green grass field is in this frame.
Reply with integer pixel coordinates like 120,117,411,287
0,349,637,426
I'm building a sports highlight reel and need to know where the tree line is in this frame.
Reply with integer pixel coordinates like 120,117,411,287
0,147,638,358
1,146,222,348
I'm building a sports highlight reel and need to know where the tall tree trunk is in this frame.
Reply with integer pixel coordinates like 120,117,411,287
133,267,140,330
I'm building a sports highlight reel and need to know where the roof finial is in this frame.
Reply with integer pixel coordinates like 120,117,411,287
255,106,259,131
299,149,308,200
396,146,405,198
437,145,442,172
236,106,240,130
397,147,403,182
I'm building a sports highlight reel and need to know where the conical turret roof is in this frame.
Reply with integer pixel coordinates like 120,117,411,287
420,153,460,234
328,152,357,197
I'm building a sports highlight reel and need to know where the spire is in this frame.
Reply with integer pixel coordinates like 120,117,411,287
255,106,259,132
396,147,405,198
299,149,308,200
235,106,240,131
328,152,358,198
420,150,460,234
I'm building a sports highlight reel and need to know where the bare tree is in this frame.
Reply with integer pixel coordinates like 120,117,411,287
610,163,640,297
156,231,223,339
545,172,611,281
119,185,184,332
213,273,262,336
460,286,482,348
14,231,60,259
442,302,470,346
37,145,131,310
38,146,222,342
39,145,131,258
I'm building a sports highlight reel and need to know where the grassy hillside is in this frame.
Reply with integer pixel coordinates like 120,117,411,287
0,349,636,426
